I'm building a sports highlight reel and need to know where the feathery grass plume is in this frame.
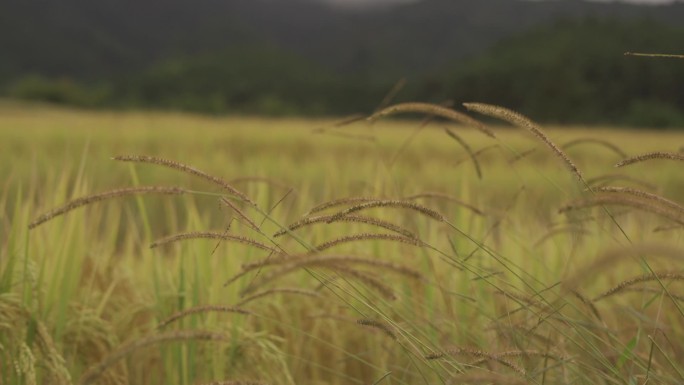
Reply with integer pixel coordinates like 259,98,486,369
220,197,262,232
624,52,684,59
157,306,250,329
616,151,684,168
356,319,397,340
306,196,381,215
444,128,482,179
586,173,656,190
562,138,628,158
234,288,321,307
403,192,485,216
463,102,584,181
273,214,418,239
326,200,445,223
620,287,684,302
426,347,526,375
112,155,255,205
150,231,277,252
593,186,684,214
238,254,427,293
570,290,603,321
534,226,591,247
79,330,230,385
29,186,185,229
593,272,684,301
559,194,684,225
312,233,425,252
563,244,684,289
508,148,537,164
368,102,496,138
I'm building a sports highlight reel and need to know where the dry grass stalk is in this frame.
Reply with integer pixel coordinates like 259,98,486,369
234,288,321,307
620,287,684,302
312,233,425,252
593,272,684,301
444,128,482,179
79,330,230,385
356,319,397,340
593,187,684,214
468,350,569,368
653,224,683,233
368,102,495,138
273,214,418,239
616,151,684,168
374,77,407,112
463,102,583,181
426,347,526,375
403,192,484,216
331,266,397,300
112,155,255,205
559,194,684,225
220,197,262,232
624,52,684,59
29,186,185,229
158,306,250,329
150,231,277,252
307,196,381,215
326,200,445,223
562,138,628,158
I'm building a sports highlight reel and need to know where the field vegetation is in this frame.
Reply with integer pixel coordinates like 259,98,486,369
1,101,684,384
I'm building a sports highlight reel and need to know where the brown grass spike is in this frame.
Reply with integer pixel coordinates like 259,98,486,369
615,151,684,168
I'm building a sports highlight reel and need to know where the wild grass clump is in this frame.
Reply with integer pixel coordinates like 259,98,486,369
4,101,684,385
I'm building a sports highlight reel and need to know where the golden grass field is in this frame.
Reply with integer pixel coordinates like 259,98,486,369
1,101,684,385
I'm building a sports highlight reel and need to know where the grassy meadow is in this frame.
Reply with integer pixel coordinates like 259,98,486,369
1,101,684,385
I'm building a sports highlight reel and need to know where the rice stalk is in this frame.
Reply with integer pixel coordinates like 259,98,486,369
150,231,277,252
158,305,250,329
112,155,255,205
273,214,417,239
444,128,482,179
368,102,495,138
615,151,684,168
463,102,583,181
29,186,185,229
78,330,230,385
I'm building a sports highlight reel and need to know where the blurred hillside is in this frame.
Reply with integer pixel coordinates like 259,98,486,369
2,0,684,126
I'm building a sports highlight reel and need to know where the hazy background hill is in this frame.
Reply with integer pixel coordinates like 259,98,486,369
2,0,684,126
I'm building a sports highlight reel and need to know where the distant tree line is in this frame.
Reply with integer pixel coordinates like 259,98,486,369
4,19,684,127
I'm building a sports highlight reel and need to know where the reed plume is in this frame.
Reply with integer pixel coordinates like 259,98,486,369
150,231,277,252
593,272,684,301
273,214,417,239
615,151,684,168
312,233,425,252
29,186,185,229
158,306,250,329
113,155,255,205
559,194,684,225
463,102,583,181
326,200,445,223
403,192,484,216
356,319,397,340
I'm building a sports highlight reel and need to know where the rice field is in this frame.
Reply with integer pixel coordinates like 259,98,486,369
1,101,684,385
